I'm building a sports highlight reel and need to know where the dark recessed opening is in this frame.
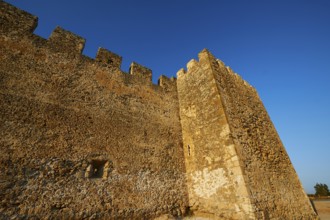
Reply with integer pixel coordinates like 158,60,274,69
89,160,107,178
188,145,191,156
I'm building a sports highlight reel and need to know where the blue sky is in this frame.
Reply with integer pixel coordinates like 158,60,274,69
5,0,330,194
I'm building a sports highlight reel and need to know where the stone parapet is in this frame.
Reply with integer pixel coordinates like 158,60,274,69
0,1,175,91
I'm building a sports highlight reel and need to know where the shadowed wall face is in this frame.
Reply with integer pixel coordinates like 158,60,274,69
211,60,317,219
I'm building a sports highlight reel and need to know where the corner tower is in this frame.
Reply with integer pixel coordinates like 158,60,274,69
177,49,317,219
177,50,255,219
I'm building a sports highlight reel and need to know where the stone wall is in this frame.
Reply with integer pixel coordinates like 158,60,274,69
177,50,255,219
0,2,188,219
177,49,317,219
0,1,318,219
204,51,317,219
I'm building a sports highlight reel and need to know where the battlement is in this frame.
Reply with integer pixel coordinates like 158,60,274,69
96,47,122,69
129,62,152,82
222,61,257,91
0,1,175,90
0,1,38,36
48,26,85,54
177,49,256,91
177,49,221,77
158,75,177,91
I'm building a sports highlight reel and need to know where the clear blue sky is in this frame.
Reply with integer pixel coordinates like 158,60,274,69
5,0,330,194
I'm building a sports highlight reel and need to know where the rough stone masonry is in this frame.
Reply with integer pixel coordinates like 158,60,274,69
0,1,318,219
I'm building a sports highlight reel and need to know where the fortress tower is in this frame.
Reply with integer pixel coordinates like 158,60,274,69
0,1,317,219
177,50,317,219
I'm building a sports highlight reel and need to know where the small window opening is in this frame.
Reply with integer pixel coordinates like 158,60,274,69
85,160,107,179
187,145,191,156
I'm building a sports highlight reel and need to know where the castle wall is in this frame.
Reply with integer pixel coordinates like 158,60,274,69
176,50,255,219
0,1,318,219
211,55,317,219
0,2,188,219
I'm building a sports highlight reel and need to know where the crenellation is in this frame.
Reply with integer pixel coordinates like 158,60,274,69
30,34,48,47
0,1,170,91
176,68,187,78
198,48,218,69
129,61,152,82
216,59,225,68
186,59,200,71
158,75,177,91
48,26,86,54
223,65,256,90
0,1,38,36
225,66,233,74
96,47,122,69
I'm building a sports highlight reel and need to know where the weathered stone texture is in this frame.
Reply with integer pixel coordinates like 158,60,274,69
0,1,37,36
177,53,255,219
0,1,317,219
211,59,317,219
0,2,188,219
129,62,153,82
176,50,317,219
96,47,122,69
48,26,86,54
